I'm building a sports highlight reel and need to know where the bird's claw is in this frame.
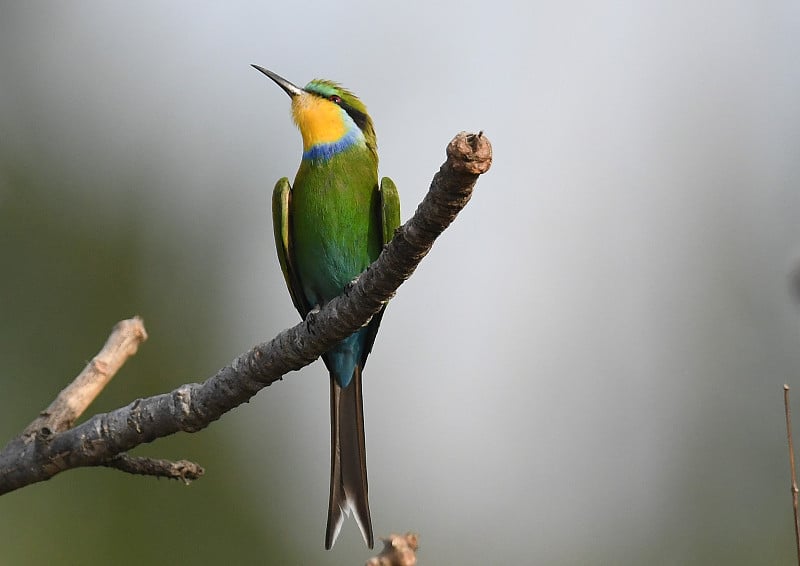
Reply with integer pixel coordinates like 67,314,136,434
344,275,360,295
305,305,322,332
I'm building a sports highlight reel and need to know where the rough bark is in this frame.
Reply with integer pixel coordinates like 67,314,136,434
0,131,492,496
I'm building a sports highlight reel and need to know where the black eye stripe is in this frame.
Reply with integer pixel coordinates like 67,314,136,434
341,104,369,132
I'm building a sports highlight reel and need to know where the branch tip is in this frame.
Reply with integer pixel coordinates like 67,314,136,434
366,532,419,566
446,131,492,175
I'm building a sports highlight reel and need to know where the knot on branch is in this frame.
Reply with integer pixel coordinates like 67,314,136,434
173,386,206,433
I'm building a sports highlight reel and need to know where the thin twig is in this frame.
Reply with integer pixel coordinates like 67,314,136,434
785,384,800,565
366,533,419,566
0,131,492,496
23,317,148,436
102,454,204,484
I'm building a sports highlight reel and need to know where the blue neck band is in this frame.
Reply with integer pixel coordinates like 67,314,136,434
302,128,363,162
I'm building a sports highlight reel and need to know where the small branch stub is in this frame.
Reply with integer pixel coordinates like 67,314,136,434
103,454,205,484
366,533,419,566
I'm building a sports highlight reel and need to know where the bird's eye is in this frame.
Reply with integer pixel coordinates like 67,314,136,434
329,95,342,104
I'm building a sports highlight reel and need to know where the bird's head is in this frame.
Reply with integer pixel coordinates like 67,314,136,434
252,65,376,158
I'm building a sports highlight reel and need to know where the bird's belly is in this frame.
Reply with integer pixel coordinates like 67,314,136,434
292,195,377,307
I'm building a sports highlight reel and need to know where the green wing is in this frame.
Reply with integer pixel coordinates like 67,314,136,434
379,177,401,246
359,177,401,368
272,177,310,317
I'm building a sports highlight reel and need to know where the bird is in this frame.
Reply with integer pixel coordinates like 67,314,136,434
252,65,400,550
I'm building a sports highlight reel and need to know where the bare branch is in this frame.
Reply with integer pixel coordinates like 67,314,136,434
366,533,419,566
785,385,800,565
0,131,492,496
101,454,204,484
22,317,148,437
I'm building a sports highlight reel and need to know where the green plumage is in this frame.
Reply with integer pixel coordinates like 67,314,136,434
257,65,400,550
293,147,380,309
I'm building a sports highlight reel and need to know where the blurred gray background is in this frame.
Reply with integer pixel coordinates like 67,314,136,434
2,2,800,564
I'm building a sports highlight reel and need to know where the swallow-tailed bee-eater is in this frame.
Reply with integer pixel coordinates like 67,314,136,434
252,65,400,550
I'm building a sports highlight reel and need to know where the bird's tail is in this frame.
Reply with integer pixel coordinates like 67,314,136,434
326,364,373,549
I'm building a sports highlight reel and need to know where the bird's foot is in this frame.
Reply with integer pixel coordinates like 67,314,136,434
305,305,321,333
344,275,360,295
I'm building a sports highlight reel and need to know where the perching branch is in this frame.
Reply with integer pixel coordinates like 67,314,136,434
0,131,492,495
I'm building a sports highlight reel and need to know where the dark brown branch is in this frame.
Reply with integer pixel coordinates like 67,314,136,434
0,131,492,496
101,454,205,484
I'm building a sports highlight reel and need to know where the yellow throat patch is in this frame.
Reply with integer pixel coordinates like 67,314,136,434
291,94,348,151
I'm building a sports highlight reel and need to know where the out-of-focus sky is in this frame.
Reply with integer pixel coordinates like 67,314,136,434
1,2,800,564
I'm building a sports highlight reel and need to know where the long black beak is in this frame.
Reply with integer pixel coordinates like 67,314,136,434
251,65,304,98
